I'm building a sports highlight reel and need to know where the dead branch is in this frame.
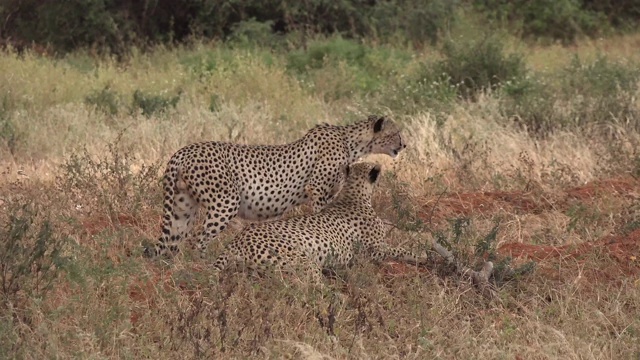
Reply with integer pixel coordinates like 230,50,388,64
432,241,497,299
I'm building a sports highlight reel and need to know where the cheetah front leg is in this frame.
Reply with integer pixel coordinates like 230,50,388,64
363,224,429,266
306,163,348,212
292,254,325,286
369,243,430,266
304,183,328,213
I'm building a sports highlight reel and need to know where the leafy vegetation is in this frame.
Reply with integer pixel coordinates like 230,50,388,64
2,0,640,55
1,3,640,358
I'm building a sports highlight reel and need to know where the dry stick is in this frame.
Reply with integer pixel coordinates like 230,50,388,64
382,223,497,298
385,188,497,298
431,241,497,299
425,188,496,298
426,188,448,229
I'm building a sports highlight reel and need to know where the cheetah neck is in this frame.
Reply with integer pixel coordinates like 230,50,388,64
331,186,374,211
342,120,375,162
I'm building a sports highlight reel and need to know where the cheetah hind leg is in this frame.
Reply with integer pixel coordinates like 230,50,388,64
192,192,240,258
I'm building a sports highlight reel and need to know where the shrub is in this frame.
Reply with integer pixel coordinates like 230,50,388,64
563,55,640,95
581,0,640,30
499,73,559,134
227,19,281,48
0,0,457,55
85,86,121,115
389,72,458,117
0,96,22,156
0,203,69,309
287,37,414,99
131,89,181,117
562,55,640,128
287,37,368,73
59,141,161,218
433,35,527,100
369,0,458,45
476,0,610,44
501,55,640,135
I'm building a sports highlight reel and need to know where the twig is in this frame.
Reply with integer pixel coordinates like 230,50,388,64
432,241,497,299
426,188,448,227
382,220,404,232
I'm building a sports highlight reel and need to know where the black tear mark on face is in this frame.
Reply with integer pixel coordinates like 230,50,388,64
373,117,385,133
369,165,381,183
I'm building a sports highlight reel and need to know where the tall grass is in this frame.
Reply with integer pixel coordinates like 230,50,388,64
1,31,639,358
2,35,639,168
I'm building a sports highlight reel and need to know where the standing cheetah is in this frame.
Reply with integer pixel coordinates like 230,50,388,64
213,162,428,283
145,115,406,257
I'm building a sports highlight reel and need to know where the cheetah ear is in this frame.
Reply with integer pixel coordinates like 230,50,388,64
373,116,385,133
368,165,381,183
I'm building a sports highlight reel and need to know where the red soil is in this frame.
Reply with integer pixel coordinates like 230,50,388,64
415,175,640,281
81,213,159,236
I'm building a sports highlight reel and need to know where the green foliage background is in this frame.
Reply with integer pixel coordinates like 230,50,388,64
2,0,639,54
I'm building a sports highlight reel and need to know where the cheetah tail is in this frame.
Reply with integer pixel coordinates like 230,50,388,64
148,161,183,258
213,253,229,272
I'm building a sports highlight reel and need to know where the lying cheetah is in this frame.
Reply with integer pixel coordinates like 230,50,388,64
145,116,406,257
213,162,428,282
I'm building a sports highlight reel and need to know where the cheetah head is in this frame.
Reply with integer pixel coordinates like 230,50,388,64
359,115,406,159
344,161,382,196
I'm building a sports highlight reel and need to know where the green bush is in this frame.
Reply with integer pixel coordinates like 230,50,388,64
520,0,607,44
475,0,609,44
179,49,237,79
0,0,457,55
287,37,368,73
500,76,557,134
227,19,280,48
433,36,527,99
0,203,69,308
0,0,134,55
369,0,458,45
287,37,414,99
0,96,19,155
562,55,640,128
501,55,640,134
564,55,640,95
388,72,458,117
131,90,181,117
85,86,121,115
581,0,640,30
2,0,640,54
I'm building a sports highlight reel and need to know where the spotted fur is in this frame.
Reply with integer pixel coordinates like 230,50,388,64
213,162,428,283
145,115,406,257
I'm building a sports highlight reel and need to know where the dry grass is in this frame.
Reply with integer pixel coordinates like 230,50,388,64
1,35,639,359
525,33,640,72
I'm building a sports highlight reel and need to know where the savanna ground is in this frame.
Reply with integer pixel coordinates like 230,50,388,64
1,25,640,358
